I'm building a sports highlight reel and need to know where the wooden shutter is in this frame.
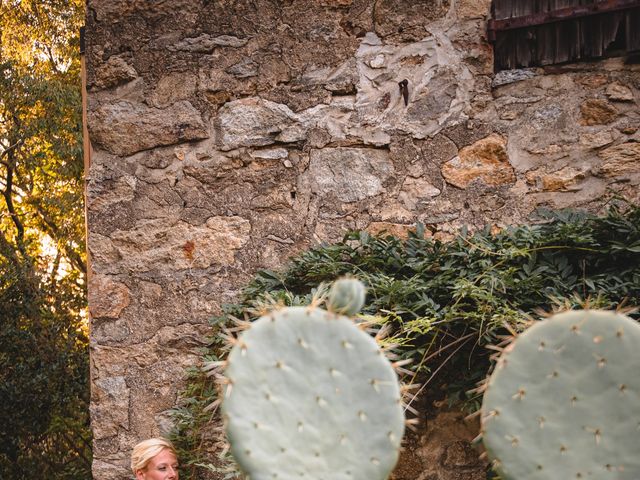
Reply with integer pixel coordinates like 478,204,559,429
489,0,640,71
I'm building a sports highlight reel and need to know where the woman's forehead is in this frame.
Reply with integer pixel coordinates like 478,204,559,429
151,448,178,464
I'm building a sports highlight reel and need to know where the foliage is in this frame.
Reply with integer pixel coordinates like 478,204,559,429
170,203,640,479
0,1,90,478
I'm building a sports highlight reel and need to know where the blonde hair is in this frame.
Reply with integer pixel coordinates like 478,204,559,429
130,437,177,474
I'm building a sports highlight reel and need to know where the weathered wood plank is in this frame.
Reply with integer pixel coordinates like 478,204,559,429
601,12,624,53
489,0,640,31
491,1,640,71
516,28,534,66
627,9,640,50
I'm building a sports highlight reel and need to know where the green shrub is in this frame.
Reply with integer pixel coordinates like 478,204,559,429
171,203,640,479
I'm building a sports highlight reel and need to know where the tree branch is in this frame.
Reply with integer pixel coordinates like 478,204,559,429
0,138,24,160
33,204,86,275
44,44,62,75
0,228,21,266
2,149,26,255
48,251,61,288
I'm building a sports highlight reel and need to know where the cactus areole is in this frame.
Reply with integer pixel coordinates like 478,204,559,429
221,283,405,480
481,310,640,479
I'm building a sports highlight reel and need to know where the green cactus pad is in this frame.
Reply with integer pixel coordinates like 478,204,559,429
481,310,640,479
222,306,405,480
327,278,367,317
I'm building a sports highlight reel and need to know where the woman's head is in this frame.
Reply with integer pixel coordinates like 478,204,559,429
131,438,179,480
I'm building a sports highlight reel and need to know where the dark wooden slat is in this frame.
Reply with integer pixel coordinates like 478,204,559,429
576,12,585,58
503,30,517,69
493,30,511,70
601,12,624,52
586,17,598,57
627,9,640,49
554,22,570,62
493,0,510,19
491,1,640,70
539,23,558,64
516,28,534,66
568,17,582,59
519,0,533,16
593,16,605,55
488,0,640,34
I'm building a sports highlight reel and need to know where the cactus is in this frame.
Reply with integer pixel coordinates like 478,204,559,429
221,279,405,480
480,310,640,479
326,277,366,316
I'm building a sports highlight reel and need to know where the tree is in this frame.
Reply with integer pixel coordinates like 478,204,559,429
0,1,90,477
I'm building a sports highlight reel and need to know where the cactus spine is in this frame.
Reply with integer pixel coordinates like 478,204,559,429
481,310,640,479
221,279,405,480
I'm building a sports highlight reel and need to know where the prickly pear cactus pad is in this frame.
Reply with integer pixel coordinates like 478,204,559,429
481,310,640,480
222,305,405,480
326,278,366,317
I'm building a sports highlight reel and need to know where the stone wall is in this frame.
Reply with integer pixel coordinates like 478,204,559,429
85,1,640,478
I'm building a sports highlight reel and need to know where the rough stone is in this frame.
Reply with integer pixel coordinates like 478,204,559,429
398,176,441,210
354,33,474,139
149,72,198,108
217,98,298,151
250,148,289,160
92,459,131,480
295,59,358,95
621,125,639,135
579,129,619,149
372,200,415,224
366,221,415,239
88,275,131,319
87,233,121,274
407,69,458,118
226,58,259,78
318,0,353,5
171,33,248,52
373,0,450,39
606,82,634,102
90,0,199,22
109,216,251,272
525,166,588,192
597,142,640,177
324,59,359,94
523,144,564,156
492,68,538,87
441,134,515,189
531,103,566,129
91,376,130,439
89,101,209,156
577,74,609,88
457,0,492,19
87,172,136,212
580,98,618,125
92,55,138,90
306,147,394,202
369,54,386,68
